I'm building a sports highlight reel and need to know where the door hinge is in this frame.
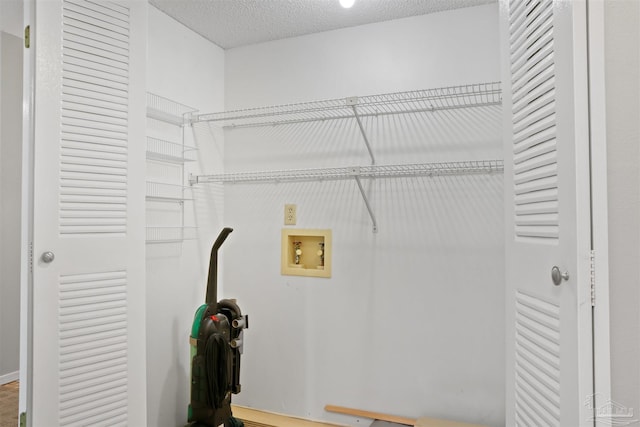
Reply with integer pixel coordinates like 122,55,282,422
29,242,33,274
20,412,26,427
590,249,596,307
24,26,30,48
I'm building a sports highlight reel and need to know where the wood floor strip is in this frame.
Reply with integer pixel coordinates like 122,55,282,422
324,405,489,427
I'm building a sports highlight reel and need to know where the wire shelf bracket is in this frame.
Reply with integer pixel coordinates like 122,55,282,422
347,97,376,165
353,172,378,233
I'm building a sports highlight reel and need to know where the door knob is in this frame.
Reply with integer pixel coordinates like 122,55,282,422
41,251,55,263
551,266,569,286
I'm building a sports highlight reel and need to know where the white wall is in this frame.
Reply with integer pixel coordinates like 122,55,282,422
223,5,504,427
145,6,225,427
0,0,24,387
605,0,640,417
0,31,22,386
225,6,500,110
0,0,23,38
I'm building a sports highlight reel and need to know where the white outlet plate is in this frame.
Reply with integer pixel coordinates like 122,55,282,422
284,204,296,225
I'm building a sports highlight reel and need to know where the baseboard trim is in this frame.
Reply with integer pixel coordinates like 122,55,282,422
0,370,19,385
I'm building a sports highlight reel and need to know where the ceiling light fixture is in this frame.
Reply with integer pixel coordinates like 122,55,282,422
339,0,355,9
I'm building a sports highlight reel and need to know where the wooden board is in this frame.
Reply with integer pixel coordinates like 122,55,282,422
324,405,489,427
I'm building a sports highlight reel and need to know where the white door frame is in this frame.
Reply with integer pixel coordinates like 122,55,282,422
19,0,36,422
586,0,612,425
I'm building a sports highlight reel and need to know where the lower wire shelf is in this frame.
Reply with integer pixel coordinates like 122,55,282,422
190,160,504,184
146,226,198,243
189,159,503,233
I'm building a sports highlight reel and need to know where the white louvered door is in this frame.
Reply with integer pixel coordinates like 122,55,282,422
30,0,147,425
502,0,593,426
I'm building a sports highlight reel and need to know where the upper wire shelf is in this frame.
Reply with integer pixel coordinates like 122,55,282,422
147,93,198,126
191,160,504,185
193,82,502,129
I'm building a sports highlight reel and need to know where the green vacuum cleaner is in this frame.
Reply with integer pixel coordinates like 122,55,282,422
188,228,247,427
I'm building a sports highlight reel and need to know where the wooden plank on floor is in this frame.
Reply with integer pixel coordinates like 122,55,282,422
324,405,489,427
232,405,347,427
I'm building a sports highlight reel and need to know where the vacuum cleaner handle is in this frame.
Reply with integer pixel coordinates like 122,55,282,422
206,227,233,305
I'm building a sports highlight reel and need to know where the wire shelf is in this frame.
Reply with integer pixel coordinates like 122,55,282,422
146,137,197,163
146,181,192,201
192,160,504,184
147,93,198,125
194,82,502,128
146,227,198,243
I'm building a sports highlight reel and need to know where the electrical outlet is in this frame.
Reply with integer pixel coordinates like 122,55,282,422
284,204,297,225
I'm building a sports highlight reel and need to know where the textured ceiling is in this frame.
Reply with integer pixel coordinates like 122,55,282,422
149,0,496,49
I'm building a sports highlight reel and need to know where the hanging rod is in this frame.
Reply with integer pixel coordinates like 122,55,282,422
191,82,502,129
190,160,503,233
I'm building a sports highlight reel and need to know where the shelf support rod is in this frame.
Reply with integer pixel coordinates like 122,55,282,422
353,173,378,233
350,103,376,165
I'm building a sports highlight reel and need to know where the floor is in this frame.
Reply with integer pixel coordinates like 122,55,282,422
232,405,345,427
0,382,18,427
0,389,346,427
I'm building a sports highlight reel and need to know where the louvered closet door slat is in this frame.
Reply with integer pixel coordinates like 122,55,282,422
511,2,553,53
513,154,557,179
514,135,556,163
63,25,129,55
513,114,556,148
512,64,555,107
63,22,130,52
513,92,556,130
513,122,555,153
510,1,553,58
63,2,129,36
66,0,130,24
511,41,555,88
514,168,558,193
62,134,129,153
62,93,129,117
63,63,128,89
62,81,129,107
508,0,533,39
